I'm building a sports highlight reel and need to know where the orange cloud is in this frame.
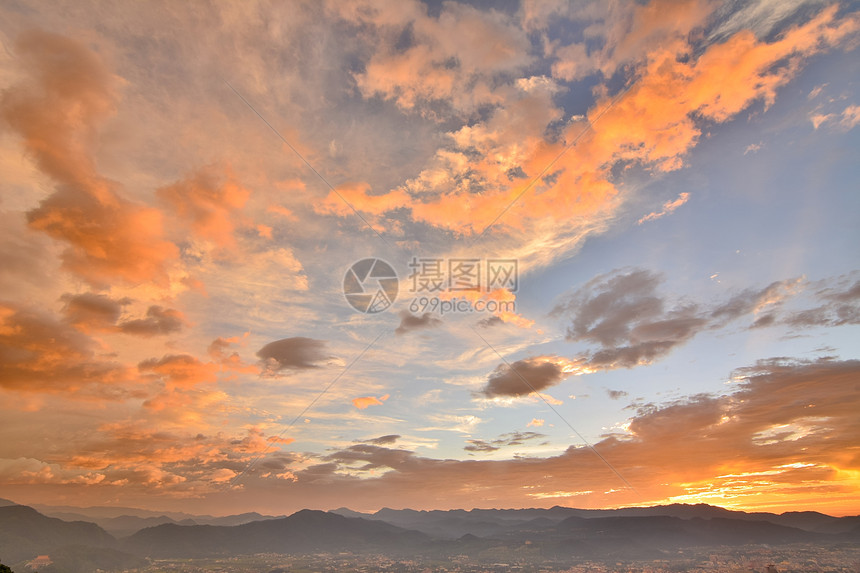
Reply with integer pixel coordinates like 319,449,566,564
357,44,458,111
208,336,259,375
606,358,860,512
495,309,536,329
256,224,273,239
140,385,229,427
56,423,278,493
481,356,584,399
0,302,137,397
438,288,535,328
25,188,178,288
586,5,858,168
319,4,857,250
157,165,251,249
138,354,219,388
315,182,410,224
352,394,390,409
267,204,296,219
1,31,179,287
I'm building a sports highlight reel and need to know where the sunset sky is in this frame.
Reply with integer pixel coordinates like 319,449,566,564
0,0,858,518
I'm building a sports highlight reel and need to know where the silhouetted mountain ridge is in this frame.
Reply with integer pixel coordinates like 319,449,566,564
31,503,283,536
0,505,115,563
330,502,860,537
122,509,429,558
2,502,858,569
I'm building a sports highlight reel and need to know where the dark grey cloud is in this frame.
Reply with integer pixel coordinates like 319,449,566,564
359,434,401,445
607,389,628,400
557,268,665,347
61,292,126,328
480,356,570,398
257,337,332,373
257,458,288,471
61,293,184,336
299,462,341,482
324,444,414,471
584,312,709,369
464,439,499,453
555,269,707,370
587,340,680,369
465,431,548,454
551,269,846,371
395,311,442,335
119,305,185,336
476,315,504,328
751,312,778,328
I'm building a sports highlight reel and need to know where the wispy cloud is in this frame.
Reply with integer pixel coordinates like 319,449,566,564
638,193,690,224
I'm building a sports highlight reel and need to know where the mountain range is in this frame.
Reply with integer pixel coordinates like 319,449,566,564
0,499,282,538
1,498,858,571
0,504,144,572
330,503,860,539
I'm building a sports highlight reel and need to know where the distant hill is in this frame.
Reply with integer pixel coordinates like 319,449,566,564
121,507,847,561
331,503,860,538
0,505,115,564
589,503,858,533
546,514,821,555
44,512,182,538
30,502,283,537
0,504,146,572
206,511,281,527
122,509,429,558
30,503,194,520
330,507,369,519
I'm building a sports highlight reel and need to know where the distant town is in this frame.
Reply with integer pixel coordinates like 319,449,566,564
113,544,860,573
